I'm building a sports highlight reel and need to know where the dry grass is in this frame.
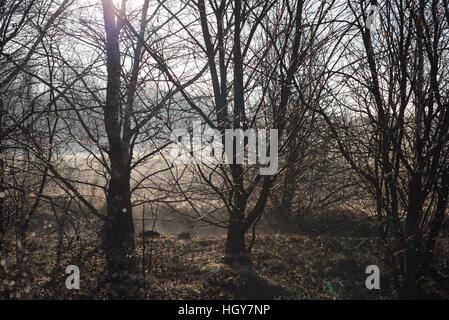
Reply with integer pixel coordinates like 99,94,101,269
1,233,449,299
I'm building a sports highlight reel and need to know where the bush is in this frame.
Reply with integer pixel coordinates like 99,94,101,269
291,208,377,237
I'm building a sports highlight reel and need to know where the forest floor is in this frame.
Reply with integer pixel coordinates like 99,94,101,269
1,234,449,299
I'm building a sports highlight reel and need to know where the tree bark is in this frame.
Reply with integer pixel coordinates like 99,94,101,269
224,221,250,268
400,174,423,299
101,0,136,298
104,165,136,297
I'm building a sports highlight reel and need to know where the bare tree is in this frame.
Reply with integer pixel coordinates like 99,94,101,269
118,0,345,270
318,0,449,298
0,0,73,255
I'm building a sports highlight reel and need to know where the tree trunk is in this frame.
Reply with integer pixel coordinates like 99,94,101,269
421,169,449,276
224,222,251,269
400,178,422,299
0,155,4,255
104,163,136,298
101,0,137,298
276,166,296,231
0,96,5,254
400,249,420,299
